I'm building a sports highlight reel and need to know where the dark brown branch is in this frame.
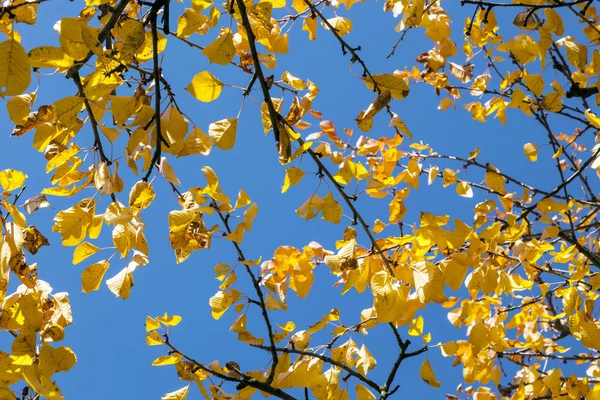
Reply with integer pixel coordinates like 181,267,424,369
72,72,117,203
234,0,396,276
251,344,381,394
163,337,296,400
302,0,403,137
234,0,282,144
211,201,279,385
143,6,165,182
65,0,129,79
380,324,428,399
461,0,588,8
0,0,49,18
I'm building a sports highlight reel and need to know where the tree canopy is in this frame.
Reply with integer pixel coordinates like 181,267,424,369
0,0,600,399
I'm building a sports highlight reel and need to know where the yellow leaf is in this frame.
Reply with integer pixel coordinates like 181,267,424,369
261,0,285,8
322,192,342,224
53,96,83,128
302,16,317,40
146,331,163,346
186,71,224,102
52,205,92,246
110,96,140,125
176,9,209,38
281,71,306,90
81,260,109,293
0,39,31,97
296,194,324,220
324,17,352,36
72,241,100,265
209,289,242,319
442,168,456,187
234,189,251,209
129,181,156,214
523,142,538,162
106,266,135,299
0,169,27,191
159,157,181,185
420,359,441,388
162,386,190,400
99,124,120,142
59,18,88,60
485,170,505,194
389,113,412,139
178,127,212,157
115,20,146,61
224,223,245,243
243,203,258,231
456,182,473,198
208,118,237,150
6,92,35,124
523,74,544,97
38,345,77,377
371,271,408,322
362,74,409,100
153,354,183,366
373,219,386,234
408,316,424,336
541,92,563,112
586,109,600,128
146,316,161,331
278,321,296,332
156,312,183,327
202,28,235,65
356,384,376,400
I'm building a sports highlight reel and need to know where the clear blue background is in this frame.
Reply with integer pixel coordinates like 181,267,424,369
0,0,594,398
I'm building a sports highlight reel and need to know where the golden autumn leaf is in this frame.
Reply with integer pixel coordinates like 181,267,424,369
523,142,538,162
208,118,237,150
0,169,27,191
202,28,235,65
161,386,190,400
362,74,409,100
81,260,110,293
72,242,100,265
0,40,31,98
323,17,353,36
420,359,441,388
186,71,224,102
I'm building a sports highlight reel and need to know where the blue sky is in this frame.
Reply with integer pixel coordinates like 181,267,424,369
0,0,595,398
